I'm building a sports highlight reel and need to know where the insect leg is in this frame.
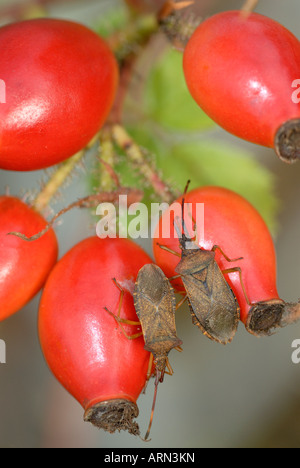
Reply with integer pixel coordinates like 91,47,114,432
142,354,155,394
211,244,244,262
168,274,181,281
175,293,188,310
144,370,160,441
222,266,253,306
146,354,154,381
165,358,174,376
104,305,143,339
104,278,142,339
156,242,181,257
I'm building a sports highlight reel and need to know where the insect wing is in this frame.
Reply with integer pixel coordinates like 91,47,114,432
182,261,239,344
175,248,215,276
133,264,182,357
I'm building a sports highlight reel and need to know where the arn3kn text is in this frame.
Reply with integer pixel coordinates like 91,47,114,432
104,452,196,465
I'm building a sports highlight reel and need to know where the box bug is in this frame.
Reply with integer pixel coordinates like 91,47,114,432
104,263,182,440
133,263,183,440
157,181,251,345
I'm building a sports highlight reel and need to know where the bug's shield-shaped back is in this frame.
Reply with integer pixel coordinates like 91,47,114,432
133,264,183,359
176,250,239,344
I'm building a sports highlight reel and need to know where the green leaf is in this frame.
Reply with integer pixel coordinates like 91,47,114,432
93,6,129,39
164,140,280,234
144,47,215,132
126,125,280,235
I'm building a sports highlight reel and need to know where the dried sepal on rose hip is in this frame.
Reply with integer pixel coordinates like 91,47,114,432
0,195,58,321
0,18,119,171
153,185,300,338
38,237,154,436
183,11,300,163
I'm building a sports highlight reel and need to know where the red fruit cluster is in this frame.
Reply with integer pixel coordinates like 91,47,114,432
1,7,300,442
0,17,119,318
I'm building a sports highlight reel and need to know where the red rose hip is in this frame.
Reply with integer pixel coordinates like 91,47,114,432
153,186,300,337
39,237,153,435
0,18,119,171
0,196,58,320
183,11,300,163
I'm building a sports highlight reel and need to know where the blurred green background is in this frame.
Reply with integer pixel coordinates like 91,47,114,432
0,0,300,448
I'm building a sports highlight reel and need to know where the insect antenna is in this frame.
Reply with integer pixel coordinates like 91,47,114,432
144,369,162,441
176,179,197,252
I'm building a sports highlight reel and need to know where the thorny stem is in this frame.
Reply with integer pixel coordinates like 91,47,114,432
106,14,159,63
112,124,177,203
9,187,144,242
240,0,259,17
33,134,99,214
108,55,137,125
99,128,117,192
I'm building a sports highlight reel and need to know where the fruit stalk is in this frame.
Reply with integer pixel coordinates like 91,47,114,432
33,132,100,214
99,128,117,192
10,187,144,242
33,151,85,213
106,13,158,62
240,0,259,17
112,124,177,203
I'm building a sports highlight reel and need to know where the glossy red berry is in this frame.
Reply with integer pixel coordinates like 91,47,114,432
39,237,153,435
0,196,58,321
152,186,283,334
0,18,119,171
183,11,300,163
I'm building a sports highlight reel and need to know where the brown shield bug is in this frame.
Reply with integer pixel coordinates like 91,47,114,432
133,263,183,440
174,224,241,345
105,263,183,440
158,181,250,345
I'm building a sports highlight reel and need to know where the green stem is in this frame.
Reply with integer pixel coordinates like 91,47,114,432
112,124,177,203
240,0,259,16
33,134,99,213
106,14,159,62
99,128,117,191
